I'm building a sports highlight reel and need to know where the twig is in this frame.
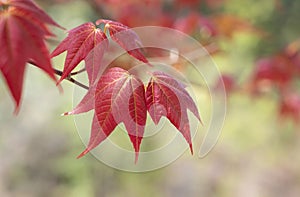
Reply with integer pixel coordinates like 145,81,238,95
53,69,89,90
28,60,89,90
70,68,86,76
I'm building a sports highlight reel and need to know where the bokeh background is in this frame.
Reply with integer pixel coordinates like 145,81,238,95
1,0,300,196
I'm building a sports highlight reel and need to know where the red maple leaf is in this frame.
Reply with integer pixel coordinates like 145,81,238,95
0,0,61,111
51,20,149,85
145,71,201,154
65,67,146,162
51,22,108,84
96,19,149,64
64,68,200,162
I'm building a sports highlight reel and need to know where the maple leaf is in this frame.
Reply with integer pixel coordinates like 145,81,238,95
67,67,147,162
145,71,201,154
51,22,108,84
2,0,62,35
64,68,201,162
96,19,149,64
0,0,61,111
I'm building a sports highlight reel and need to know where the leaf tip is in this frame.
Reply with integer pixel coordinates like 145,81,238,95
57,83,64,94
56,78,64,86
61,112,71,116
189,143,194,155
77,149,90,159
146,62,153,67
13,105,21,116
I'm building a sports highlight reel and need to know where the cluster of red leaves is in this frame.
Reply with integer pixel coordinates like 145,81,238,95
251,40,300,123
0,0,201,161
68,68,200,162
0,0,61,111
51,20,148,84
1,0,298,164
50,20,200,161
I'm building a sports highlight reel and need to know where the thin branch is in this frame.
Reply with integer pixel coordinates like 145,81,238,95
53,69,89,90
70,68,86,76
28,60,89,90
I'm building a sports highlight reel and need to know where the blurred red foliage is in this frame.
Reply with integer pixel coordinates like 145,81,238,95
279,93,300,124
214,74,236,95
250,40,300,122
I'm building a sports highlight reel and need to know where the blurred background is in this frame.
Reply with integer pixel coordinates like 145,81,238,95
1,0,300,196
